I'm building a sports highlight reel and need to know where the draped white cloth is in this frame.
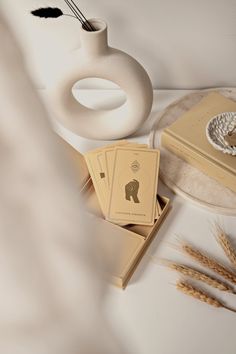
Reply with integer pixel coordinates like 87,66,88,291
0,13,125,354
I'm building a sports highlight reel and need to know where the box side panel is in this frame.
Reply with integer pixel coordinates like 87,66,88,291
122,197,170,289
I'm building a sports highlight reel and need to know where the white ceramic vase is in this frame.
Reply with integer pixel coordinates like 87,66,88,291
48,19,153,140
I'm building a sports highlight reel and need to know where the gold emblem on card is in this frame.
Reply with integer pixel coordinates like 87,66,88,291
130,160,140,173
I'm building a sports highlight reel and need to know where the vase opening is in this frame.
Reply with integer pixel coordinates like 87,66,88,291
82,18,107,33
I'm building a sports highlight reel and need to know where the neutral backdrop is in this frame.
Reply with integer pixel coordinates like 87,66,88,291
1,0,236,89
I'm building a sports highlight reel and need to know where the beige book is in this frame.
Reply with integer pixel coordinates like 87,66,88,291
161,92,236,193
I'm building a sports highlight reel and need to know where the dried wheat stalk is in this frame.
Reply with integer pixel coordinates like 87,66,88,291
181,242,236,284
216,226,236,269
176,281,236,313
168,262,236,294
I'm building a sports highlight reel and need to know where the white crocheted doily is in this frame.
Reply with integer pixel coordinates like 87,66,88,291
206,112,236,155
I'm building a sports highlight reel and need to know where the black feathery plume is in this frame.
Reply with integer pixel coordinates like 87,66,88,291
31,7,64,19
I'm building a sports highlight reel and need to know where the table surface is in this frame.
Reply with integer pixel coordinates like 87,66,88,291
56,89,236,354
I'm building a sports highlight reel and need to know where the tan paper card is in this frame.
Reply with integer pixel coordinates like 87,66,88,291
84,153,108,215
105,147,159,219
97,152,108,188
85,141,128,215
105,143,148,189
107,147,160,225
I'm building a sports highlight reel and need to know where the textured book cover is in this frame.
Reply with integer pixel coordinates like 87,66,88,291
161,92,236,193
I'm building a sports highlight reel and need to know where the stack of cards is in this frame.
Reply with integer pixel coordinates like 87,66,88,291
84,141,161,226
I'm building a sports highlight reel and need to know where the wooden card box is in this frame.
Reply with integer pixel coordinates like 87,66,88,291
62,139,170,288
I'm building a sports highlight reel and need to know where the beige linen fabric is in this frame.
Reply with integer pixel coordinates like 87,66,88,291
0,13,125,354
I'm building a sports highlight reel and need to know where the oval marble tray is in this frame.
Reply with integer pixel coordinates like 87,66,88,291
149,88,236,216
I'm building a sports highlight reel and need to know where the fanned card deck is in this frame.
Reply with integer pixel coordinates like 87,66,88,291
61,137,170,288
85,141,161,226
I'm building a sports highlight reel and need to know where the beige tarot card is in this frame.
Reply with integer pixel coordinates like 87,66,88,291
105,143,148,189
84,153,108,215
97,152,109,189
107,147,160,225
85,141,128,215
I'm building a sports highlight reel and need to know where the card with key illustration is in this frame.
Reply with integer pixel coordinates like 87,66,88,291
107,147,160,225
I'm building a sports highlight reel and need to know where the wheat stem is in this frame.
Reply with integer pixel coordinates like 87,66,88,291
223,305,236,313
176,281,236,313
168,262,236,294
216,226,236,269
181,243,236,285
